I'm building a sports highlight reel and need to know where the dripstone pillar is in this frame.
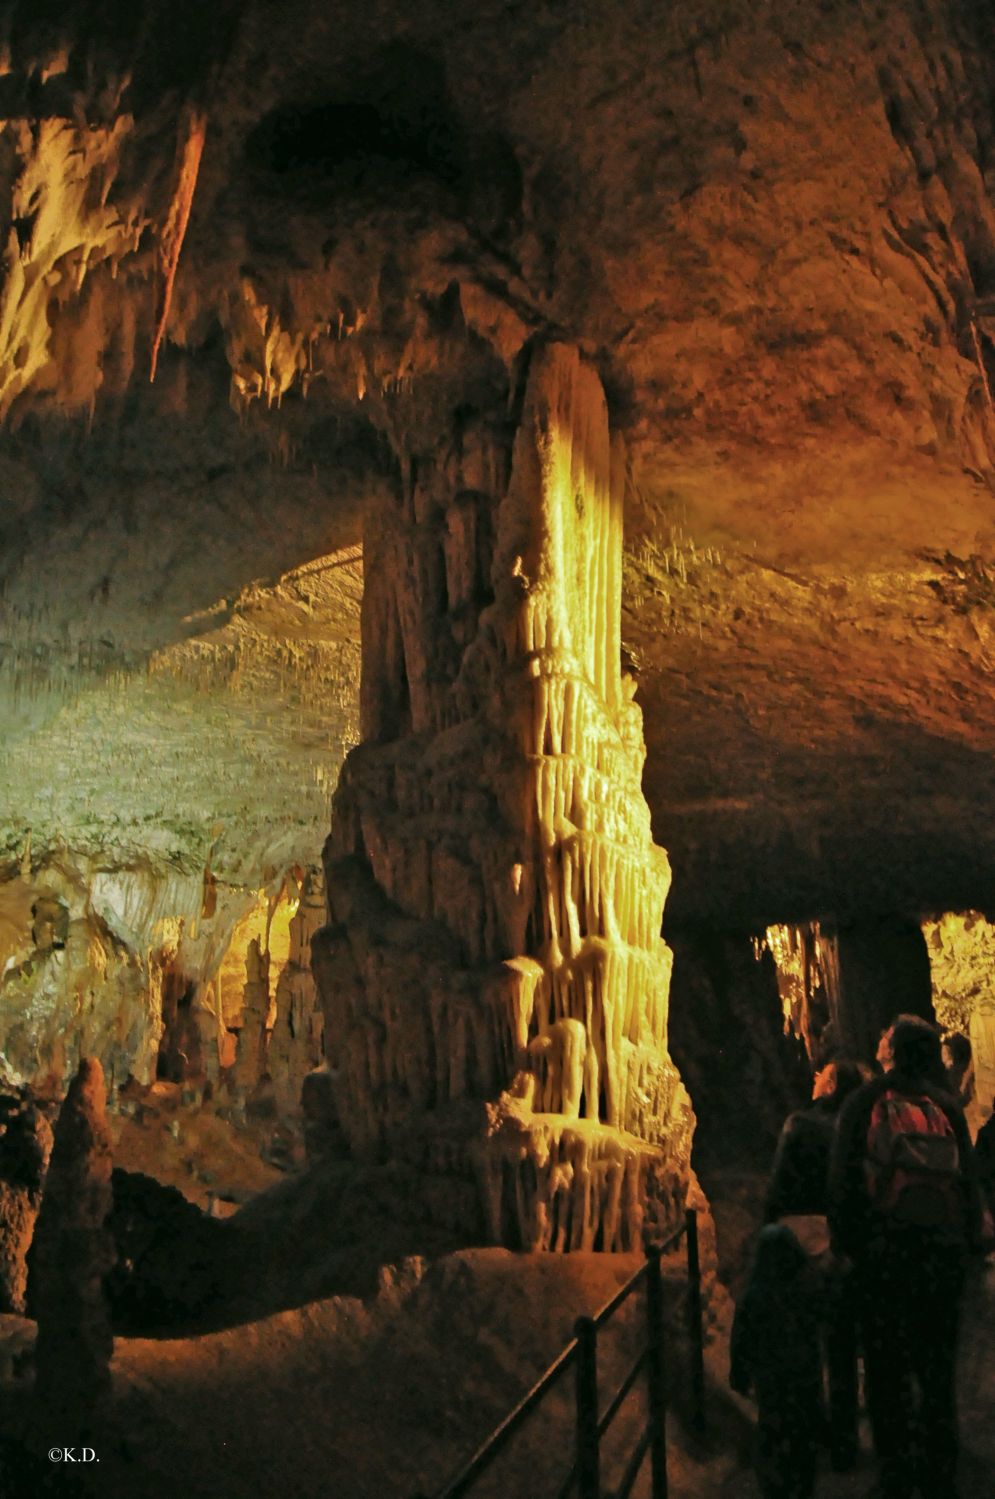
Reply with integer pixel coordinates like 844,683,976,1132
31,1057,115,1425
313,343,693,1249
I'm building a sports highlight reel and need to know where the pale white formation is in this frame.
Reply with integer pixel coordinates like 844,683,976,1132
923,910,995,1120
315,343,693,1250
0,861,324,1116
761,922,842,1059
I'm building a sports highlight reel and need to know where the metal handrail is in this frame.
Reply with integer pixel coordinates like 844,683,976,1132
419,1334,580,1499
588,1214,687,1329
412,1207,705,1499
614,1425,653,1499
597,1345,649,1438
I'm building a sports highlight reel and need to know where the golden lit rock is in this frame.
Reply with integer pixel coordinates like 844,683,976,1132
315,343,693,1249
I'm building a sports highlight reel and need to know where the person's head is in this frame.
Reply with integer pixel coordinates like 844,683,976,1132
812,1057,867,1108
751,1223,807,1285
887,1015,946,1085
942,1032,972,1071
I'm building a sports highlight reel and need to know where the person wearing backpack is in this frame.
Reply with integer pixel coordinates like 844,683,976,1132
829,1015,983,1499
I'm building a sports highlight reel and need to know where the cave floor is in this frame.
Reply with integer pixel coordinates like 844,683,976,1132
1,1241,994,1498
704,1262,995,1498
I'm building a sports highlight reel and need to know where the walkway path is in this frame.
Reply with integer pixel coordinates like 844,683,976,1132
708,1258,995,1498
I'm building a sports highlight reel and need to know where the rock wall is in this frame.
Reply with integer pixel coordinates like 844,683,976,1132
0,866,167,1093
315,343,693,1250
668,932,808,1170
0,860,325,1126
761,915,935,1067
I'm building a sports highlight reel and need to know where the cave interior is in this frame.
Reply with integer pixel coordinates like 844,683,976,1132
2,1,995,1495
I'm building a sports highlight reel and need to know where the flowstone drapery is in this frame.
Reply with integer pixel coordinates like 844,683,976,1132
314,344,693,1249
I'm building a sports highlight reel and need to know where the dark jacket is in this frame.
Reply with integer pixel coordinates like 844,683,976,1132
828,1069,982,1260
730,1224,823,1407
974,1112,995,1191
765,1096,838,1222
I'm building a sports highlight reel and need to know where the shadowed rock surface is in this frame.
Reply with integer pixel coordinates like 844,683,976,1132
0,1092,52,1314
29,1059,114,1426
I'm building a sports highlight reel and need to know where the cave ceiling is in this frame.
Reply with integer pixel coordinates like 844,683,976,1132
1,0,995,925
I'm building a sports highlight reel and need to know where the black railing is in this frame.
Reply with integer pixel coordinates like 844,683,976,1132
411,1208,706,1499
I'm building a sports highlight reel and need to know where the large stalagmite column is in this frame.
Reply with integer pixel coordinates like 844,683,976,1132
314,343,693,1249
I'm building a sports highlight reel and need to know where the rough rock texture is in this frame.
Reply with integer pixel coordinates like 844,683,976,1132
0,0,994,1193
668,932,809,1169
923,910,995,1117
0,867,171,1093
0,857,325,1126
268,870,327,1116
760,915,934,1064
105,1167,230,1333
0,0,992,920
316,343,692,1250
0,1248,722,1499
30,1057,114,1425
0,1092,52,1314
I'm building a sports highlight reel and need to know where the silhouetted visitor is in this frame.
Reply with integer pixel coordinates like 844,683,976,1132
766,1059,866,1222
830,1015,983,1499
974,1096,995,1221
731,1223,823,1499
765,1058,866,1471
942,1032,974,1111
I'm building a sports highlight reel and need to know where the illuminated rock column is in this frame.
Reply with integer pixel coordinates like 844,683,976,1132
314,343,693,1249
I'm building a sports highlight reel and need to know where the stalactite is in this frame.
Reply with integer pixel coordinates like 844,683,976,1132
150,110,207,383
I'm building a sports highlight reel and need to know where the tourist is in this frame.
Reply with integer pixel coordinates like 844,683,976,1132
765,1058,866,1470
829,1015,982,1499
942,1032,975,1111
731,1223,823,1499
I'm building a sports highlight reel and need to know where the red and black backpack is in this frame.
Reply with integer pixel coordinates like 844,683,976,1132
864,1088,963,1231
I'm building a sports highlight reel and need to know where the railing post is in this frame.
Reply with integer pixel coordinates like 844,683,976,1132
685,1208,706,1436
645,1246,669,1499
574,1315,600,1499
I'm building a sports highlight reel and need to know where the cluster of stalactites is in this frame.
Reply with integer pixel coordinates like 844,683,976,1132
474,1118,650,1254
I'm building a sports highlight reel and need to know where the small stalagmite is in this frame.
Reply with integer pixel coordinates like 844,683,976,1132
30,1057,115,1423
314,342,693,1249
235,937,272,1092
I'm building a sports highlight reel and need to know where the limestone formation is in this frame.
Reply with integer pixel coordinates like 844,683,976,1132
30,1057,115,1424
762,917,933,1065
2,1,995,1101
3,0,995,1276
269,871,327,1116
234,937,271,1092
762,923,842,1062
0,1091,53,1313
315,343,693,1250
923,911,995,1120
